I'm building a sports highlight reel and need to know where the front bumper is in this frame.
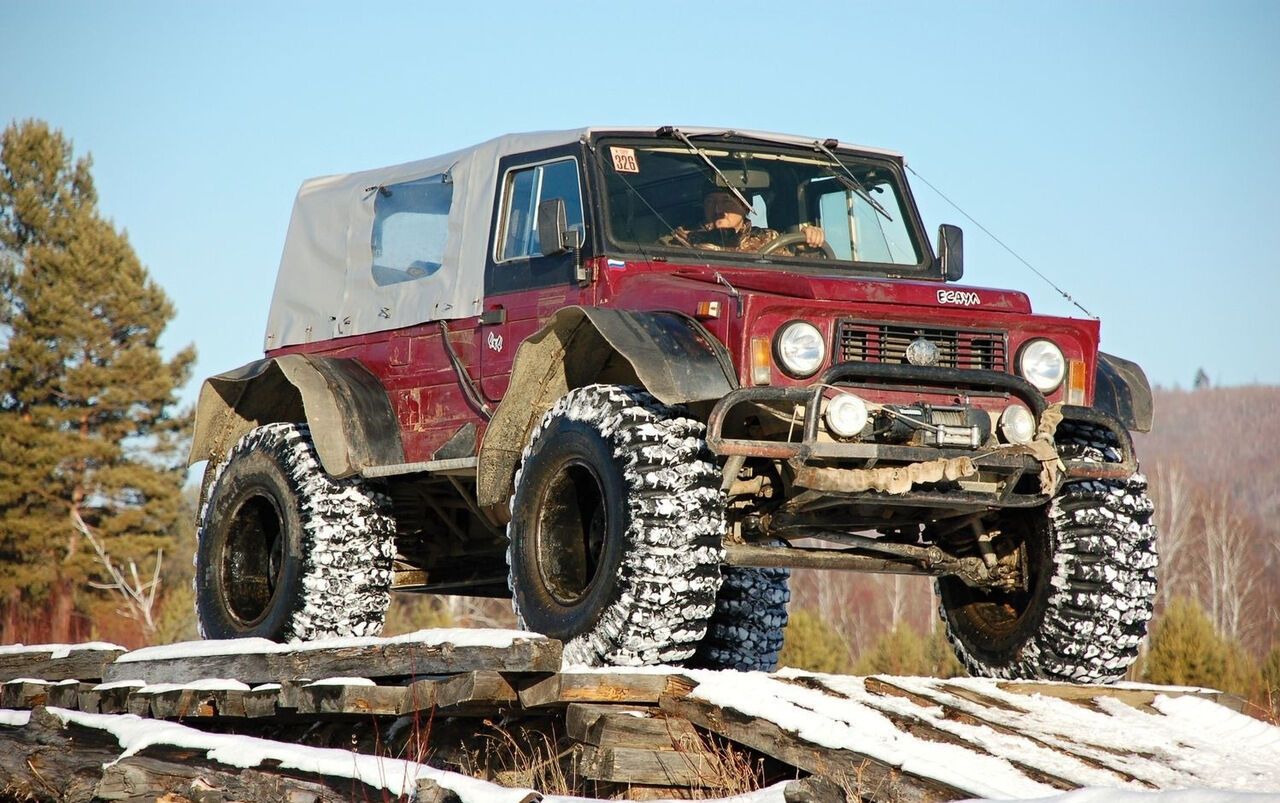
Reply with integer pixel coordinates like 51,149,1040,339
706,362,1137,508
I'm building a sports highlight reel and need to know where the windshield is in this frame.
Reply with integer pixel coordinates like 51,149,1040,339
598,138,924,270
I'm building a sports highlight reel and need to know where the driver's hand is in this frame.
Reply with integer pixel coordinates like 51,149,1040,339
800,224,825,248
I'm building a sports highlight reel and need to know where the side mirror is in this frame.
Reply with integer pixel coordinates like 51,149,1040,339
536,198,580,256
937,223,964,281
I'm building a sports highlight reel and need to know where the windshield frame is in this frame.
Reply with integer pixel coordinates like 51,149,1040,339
589,132,938,279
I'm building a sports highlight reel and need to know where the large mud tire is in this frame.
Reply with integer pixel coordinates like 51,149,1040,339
507,385,725,666
938,422,1158,682
691,566,790,672
195,423,396,641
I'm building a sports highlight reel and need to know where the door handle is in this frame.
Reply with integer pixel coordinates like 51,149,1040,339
479,306,506,326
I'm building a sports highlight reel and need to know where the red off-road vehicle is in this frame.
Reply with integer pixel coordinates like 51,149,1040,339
190,127,1157,681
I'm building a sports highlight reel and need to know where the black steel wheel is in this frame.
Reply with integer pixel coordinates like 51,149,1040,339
195,423,396,641
507,385,725,666
938,423,1158,682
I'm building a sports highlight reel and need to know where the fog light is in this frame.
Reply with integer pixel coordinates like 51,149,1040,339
825,393,869,438
1000,404,1036,444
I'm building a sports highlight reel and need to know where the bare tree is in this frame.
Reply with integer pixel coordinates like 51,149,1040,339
71,509,163,640
1151,461,1199,611
1200,496,1264,645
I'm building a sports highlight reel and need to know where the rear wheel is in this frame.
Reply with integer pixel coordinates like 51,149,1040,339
507,385,725,666
195,423,396,641
691,566,790,672
938,423,1158,682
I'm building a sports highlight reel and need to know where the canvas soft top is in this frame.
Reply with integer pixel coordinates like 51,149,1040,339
264,127,903,350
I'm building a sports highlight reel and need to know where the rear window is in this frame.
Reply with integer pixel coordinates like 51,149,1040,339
370,175,453,286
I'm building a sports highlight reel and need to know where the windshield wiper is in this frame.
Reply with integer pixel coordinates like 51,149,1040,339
656,126,755,216
812,138,893,222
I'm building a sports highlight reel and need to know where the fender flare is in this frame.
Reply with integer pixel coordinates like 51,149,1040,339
476,306,737,513
1094,352,1154,433
188,354,403,480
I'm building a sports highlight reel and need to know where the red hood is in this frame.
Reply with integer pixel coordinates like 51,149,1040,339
668,265,1032,314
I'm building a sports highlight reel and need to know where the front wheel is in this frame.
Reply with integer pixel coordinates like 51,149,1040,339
938,424,1158,683
195,423,396,641
506,385,725,666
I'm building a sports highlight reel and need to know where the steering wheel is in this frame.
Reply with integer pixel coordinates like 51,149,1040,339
759,231,836,259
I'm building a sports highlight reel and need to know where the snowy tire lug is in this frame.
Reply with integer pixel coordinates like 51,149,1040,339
938,423,1158,683
195,422,396,641
506,384,725,666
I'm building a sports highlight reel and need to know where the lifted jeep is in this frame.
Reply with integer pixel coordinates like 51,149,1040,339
190,127,1157,681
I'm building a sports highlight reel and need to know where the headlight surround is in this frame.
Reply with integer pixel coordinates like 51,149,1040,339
1018,339,1066,393
774,321,826,378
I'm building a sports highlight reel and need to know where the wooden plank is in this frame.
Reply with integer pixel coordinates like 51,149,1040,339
0,645,125,682
1,680,52,709
519,672,695,708
660,695,965,803
994,681,1246,714
47,680,89,710
816,679,1077,792
292,681,406,716
87,682,145,715
578,744,725,787
103,636,562,685
566,703,699,750
433,670,518,713
869,678,1156,788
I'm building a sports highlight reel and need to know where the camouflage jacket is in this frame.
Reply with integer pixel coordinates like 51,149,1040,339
663,222,790,254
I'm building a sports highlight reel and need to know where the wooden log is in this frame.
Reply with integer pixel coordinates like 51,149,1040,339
660,695,965,803
103,636,562,685
434,670,518,714
0,707,123,802
2,679,52,709
994,680,1247,714
292,681,406,716
867,677,1155,789
519,672,695,708
566,703,699,750
94,749,400,803
0,644,125,682
578,744,725,787
90,682,146,715
47,680,89,710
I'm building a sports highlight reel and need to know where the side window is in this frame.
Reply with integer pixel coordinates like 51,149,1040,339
371,175,453,286
497,159,583,261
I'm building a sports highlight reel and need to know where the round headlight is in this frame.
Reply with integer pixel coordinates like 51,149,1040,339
999,404,1037,444
775,321,826,378
825,393,868,438
1019,339,1066,393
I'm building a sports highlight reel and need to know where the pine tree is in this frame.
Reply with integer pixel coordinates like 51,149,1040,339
0,119,195,642
1143,596,1259,697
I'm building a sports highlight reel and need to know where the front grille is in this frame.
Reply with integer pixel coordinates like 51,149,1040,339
837,320,1008,371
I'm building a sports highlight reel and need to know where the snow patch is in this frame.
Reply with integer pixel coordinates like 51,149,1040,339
0,641,123,659
39,707,536,803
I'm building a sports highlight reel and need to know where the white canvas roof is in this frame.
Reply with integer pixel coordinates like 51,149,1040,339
264,127,903,350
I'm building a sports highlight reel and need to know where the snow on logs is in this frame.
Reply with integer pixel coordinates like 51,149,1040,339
1,630,1278,802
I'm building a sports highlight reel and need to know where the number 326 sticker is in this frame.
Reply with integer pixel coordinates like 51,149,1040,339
611,147,639,173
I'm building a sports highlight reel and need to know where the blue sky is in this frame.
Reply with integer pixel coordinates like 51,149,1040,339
3,1,1277,402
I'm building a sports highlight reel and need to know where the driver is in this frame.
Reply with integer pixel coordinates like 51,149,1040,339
664,191,825,254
